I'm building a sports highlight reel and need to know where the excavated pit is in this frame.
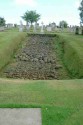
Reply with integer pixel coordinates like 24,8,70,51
4,34,69,80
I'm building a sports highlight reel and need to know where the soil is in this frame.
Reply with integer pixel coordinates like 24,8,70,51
4,34,69,80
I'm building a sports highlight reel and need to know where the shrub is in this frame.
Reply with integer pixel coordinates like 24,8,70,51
75,26,79,35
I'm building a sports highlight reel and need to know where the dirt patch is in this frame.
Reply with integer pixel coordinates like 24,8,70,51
4,34,69,80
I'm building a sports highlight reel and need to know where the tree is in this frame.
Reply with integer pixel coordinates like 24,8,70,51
79,0,83,34
0,17,5,26
59,21,68,28
22,10,40,25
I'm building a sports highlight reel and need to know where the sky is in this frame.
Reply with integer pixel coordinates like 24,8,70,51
0,0,82,26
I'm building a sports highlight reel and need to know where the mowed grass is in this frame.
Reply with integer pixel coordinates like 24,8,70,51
0,30,83,124
0,79,83,125
59,33,83,52
0,30,26,71
56,33,83,78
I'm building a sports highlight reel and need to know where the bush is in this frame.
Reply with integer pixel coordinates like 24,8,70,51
75,26,79,35
81,26,83,35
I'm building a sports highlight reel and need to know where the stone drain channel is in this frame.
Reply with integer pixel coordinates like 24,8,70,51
4,34,68,80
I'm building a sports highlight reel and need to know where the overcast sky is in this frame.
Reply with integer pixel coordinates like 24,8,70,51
0,0,82,26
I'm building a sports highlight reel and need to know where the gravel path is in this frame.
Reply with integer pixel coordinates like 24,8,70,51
5,34,63,79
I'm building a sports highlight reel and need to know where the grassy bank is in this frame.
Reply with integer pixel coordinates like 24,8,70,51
0,79,83,125
0,31,26,71
56,33,83,78
0,31,83,124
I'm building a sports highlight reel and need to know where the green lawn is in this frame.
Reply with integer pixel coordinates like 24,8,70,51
0,30,26,71
0,79,83,125
56,33,83,78
0,30,83,124
58,33,83,50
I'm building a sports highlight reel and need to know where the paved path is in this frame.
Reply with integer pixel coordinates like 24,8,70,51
0,108,42,125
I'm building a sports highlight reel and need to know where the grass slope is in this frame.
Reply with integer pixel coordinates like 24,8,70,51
56,33,83,78
0,30,26,71
0,79,83,125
